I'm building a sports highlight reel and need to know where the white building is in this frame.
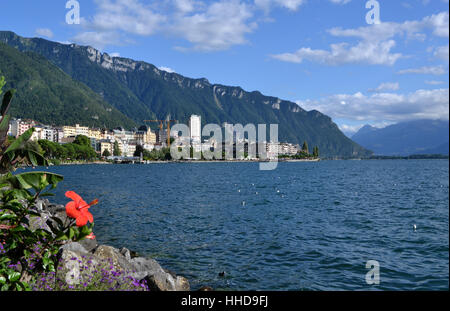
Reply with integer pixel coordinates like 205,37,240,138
10,118,37,138
189,115,201,144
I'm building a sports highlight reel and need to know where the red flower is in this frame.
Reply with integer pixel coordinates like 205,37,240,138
65,191,97,227
86,232,96,240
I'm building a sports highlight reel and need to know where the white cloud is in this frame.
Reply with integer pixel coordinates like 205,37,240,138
272,40,402,66
272,11,449,66
170,0,256,51
368,82,400,93
158,66,176,73
88,0,166,36
397,65,447,75
173,0,197,13
72,31,123,50
328,0,351,4
35,28,54,39
425,80,445,85
254,0,305,12
434,44,449,62
296,88,449,122
74,0,257,52
338,124,364,136
328,11,449,41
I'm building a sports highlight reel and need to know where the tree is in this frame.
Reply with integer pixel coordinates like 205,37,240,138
302,141,309,154
102,149,111,157
74,135,91,147
113,141,121,156
312,146,319,158
134,144,144,157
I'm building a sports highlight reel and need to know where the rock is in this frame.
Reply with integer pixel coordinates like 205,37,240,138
79,238,98,253
60,242,90,255
119,247,131,261
129,257,190,291
28,212,52,232
57,249,99,287
198,286,214,291
175,276,190,291
93,245,134,272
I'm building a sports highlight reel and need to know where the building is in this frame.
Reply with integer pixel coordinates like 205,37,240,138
10,118,37,138
189,115,201,144
156,129,168,146
122,141,137,157
113,128,135,143
88,128,103,140
135,126,157,146
98,139,114,156
62,124,89,138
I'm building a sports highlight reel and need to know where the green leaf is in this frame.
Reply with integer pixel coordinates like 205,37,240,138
0,213,15,221
55,233,69,241
69,227,76,240
0,276,6,285
10,225,25,233
4,127,35,156
0,114,11,144
1,89,15,117
6,172,63,192
27,150,38,167
8,272,20,282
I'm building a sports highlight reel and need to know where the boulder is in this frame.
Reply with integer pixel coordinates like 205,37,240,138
60,242,90,255
57,249,100,287
79,237,98,253
93,245,134,272
129,257,190,291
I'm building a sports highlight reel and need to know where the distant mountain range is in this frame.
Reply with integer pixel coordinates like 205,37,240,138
352,119,449,156
0,30,372,158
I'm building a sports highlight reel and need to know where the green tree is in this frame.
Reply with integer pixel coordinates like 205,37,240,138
134,145,144,157
302,141,309,155
312,146,320,158
113,141,121,156
73,135,91,147
102,149,111,157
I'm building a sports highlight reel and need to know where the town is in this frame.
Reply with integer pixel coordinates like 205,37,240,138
8,115,313,161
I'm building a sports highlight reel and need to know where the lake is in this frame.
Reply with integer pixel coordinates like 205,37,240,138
24,160,449,290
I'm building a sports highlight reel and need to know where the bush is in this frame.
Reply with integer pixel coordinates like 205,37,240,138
0,80,95,291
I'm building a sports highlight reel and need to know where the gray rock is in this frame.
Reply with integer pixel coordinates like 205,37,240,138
28,212,52,232
57,249,99,287
119,247,131,261
93,245,134,272
79,238,98,253
129,257,190,291
60,242,90,255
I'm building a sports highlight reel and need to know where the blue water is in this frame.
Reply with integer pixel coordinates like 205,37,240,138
24,160,449,290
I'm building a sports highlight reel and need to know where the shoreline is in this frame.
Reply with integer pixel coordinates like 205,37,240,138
45,156,448,167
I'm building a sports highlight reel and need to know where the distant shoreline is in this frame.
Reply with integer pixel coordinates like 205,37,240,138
44,155,449,167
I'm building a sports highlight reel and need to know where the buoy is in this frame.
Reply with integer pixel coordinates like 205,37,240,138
413,224,417,231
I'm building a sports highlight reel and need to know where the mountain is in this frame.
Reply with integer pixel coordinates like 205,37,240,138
352,119,449,156
351,125,377,141
420,141,449,155
0,43,136,129
0,31,372,158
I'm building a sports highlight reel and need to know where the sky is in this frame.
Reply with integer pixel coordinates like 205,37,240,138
1,0,449,136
